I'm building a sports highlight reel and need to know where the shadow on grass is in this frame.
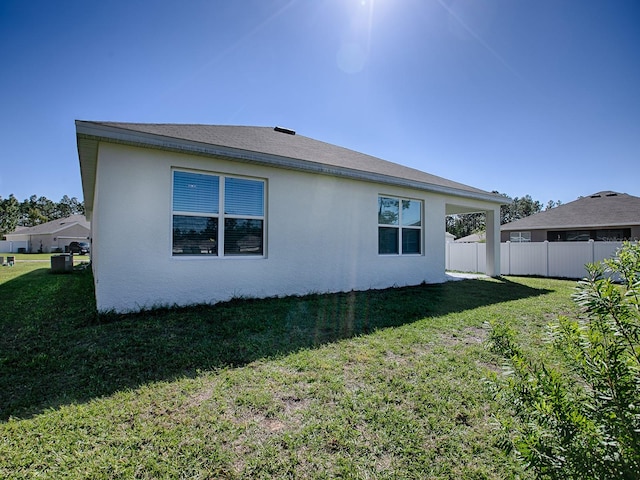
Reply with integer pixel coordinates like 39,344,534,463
0,267,552,420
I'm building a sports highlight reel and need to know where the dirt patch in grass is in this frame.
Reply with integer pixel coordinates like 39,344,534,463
437,325,489,347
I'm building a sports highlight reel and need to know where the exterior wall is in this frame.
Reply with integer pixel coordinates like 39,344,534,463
26,234,51,253
2,234,30,247
92,143,458,312
0,240,28,253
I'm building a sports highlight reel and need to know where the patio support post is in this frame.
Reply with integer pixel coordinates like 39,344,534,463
485,207,501,277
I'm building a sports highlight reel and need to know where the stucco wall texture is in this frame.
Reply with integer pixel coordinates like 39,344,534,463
91,142,460,312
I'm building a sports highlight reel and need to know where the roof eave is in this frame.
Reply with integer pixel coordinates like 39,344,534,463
49,222,84,235
502,221,640,231
5,221,86,236
76,122,100,216
75,121,506,206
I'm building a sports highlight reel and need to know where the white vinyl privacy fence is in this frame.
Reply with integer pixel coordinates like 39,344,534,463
0,240,28,253
446,241,625,279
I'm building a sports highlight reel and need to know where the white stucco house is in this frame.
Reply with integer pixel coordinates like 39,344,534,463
76,121,505,313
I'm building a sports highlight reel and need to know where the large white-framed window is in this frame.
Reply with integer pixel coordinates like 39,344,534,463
378,195,422,255
172,169,265,257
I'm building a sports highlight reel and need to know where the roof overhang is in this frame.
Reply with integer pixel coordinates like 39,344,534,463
5,221,86,237
502,222,640,231
76,121,507,214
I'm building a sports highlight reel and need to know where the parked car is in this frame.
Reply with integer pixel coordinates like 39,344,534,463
68,241,90,255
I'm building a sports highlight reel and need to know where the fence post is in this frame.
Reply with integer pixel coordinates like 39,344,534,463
544,240,549,277
446,242,449,270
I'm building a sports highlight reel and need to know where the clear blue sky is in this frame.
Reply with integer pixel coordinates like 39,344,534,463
1,0,639,206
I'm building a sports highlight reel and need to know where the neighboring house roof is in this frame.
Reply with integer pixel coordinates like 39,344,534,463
501,191,640,231
5,214,89,236
76,121,506,213
455,232,486,243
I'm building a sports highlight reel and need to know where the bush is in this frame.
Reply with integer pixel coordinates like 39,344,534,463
489,242,640,479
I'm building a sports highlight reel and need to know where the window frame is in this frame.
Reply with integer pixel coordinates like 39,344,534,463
509,231,531,243
377,195,423,256
546,228,631,242
171,169,266,258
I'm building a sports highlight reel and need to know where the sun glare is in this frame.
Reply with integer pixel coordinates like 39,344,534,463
335,0,377,74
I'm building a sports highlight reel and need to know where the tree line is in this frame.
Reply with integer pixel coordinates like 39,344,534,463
446,193,561,240
2,191,557,240
0,194,85,236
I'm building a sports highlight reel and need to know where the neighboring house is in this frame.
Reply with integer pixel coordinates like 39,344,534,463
3,214,90,253
76,121,506,313
454,232,485,243
501,191,640,242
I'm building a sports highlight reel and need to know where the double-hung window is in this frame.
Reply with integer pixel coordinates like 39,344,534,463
172,170,265,257
378,196,422,255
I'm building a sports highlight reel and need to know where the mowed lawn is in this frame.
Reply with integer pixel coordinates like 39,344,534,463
0,259,578,479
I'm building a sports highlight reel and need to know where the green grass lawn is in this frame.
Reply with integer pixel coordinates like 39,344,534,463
0,262,578,479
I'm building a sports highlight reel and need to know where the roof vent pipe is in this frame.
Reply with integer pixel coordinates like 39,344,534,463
274,126,296,135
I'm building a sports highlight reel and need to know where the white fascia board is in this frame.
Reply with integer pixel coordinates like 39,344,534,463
75,121,506,205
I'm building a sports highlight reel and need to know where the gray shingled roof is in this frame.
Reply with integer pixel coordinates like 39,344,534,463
501,191,640,230
6,214,89,236
76,121,506,210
